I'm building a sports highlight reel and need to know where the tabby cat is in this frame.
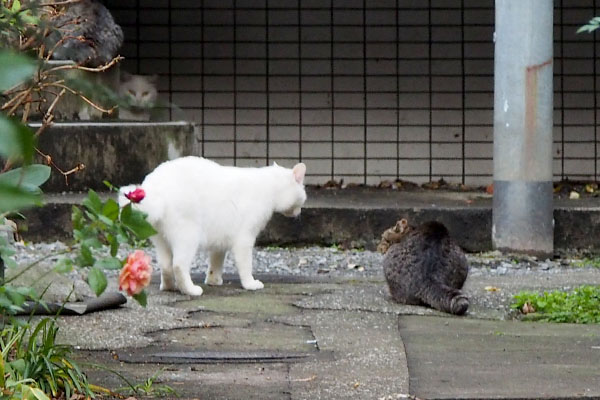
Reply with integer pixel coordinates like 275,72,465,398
382,220,469,315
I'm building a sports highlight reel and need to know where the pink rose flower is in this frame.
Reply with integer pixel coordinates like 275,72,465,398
119,250,152,296
125,188,145,203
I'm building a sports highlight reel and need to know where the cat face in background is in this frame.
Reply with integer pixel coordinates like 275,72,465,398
118,72,158,120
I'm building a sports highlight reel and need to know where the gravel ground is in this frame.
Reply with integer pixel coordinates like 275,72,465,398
8,240,595,282
7,240,600,347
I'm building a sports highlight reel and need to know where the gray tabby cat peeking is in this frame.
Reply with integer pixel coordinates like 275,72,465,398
380,220,469,315
45,0,123,67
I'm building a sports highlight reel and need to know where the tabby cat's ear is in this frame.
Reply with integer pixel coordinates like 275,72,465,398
292,163,306,184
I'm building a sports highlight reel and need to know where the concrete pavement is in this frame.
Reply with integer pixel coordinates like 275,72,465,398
14,188,600,398
47,267,600,400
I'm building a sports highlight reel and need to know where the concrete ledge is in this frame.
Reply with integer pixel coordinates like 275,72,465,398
18,189,600,253
33,121,197,192
263,206,492,252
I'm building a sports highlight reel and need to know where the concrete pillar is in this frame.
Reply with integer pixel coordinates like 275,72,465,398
493,0,554,256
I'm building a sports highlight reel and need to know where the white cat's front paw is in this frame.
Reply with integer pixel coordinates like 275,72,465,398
181,285,204,296
205,274,223,286
241,279,264,291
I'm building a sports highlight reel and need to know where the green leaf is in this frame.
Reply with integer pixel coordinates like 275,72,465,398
6,289,25,307
120,204,157,240
53,258,73,274
0,50,37,91
8,359,26,374
25,386,51,400
14,285,37,298
93,256,122,270
0,181,42,213
103,180,116,191
98,214,114,227
72,206,84,230
11,0,21,13
102,198,120,221
76,245,94,267
132,290,147,307
0,293,14,309
0,165,50,189
87,267,107,296
82,189,103,214
107,233,119,257
82,237,102,249
1,255,17,270
0,114,35,163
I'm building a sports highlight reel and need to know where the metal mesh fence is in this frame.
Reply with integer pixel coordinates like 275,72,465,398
105,0,599,185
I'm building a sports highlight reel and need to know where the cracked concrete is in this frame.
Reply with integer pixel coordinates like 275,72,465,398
19,266,594,399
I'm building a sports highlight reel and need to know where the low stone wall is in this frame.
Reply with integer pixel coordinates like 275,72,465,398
34,121,198,192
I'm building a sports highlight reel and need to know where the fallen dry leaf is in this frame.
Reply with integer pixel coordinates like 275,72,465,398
293,375,317,382
378,180,393,189
353,382,361,389
569,191,580,199
522,302,536,314
297,258,308,266
484,286,500,292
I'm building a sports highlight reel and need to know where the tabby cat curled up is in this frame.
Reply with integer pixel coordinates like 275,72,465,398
381,220,469,315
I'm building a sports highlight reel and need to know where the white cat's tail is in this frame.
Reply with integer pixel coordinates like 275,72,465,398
118,184,142,207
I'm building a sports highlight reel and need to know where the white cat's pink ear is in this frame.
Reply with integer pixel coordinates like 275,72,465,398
292,163,306,184
272,161,279,167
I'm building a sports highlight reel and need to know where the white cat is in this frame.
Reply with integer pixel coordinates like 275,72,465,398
119,156,307,296
118,72,159,121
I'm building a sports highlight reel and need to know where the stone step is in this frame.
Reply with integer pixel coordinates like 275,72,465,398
18,189,600,252
33,121,197,192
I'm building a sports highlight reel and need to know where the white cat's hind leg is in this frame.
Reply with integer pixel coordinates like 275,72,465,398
205,251,225,286
232,242,263,290
152,235,176,292
171,240,203,296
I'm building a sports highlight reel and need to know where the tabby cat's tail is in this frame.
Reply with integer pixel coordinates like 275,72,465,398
418,280,469,315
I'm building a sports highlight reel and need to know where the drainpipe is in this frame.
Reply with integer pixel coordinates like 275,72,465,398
493,0,554,256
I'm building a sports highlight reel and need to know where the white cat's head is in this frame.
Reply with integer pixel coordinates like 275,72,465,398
275,162,307,217
119,72,158,109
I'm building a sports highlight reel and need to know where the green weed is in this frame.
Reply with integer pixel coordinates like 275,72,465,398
116,368,178,398
572,258,600,268
511,285,600,323
1,318,93,399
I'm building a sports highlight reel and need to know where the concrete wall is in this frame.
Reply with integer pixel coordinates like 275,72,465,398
35,122,197,192
104,0,599,185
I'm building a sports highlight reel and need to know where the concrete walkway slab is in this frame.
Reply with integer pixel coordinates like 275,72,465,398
12,249,600,399
399,315,600,399
282,310,409,400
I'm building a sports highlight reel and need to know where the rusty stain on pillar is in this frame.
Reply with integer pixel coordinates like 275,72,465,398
493,1,554,256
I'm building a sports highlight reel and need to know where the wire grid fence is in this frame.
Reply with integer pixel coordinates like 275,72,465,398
105,0,599,186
